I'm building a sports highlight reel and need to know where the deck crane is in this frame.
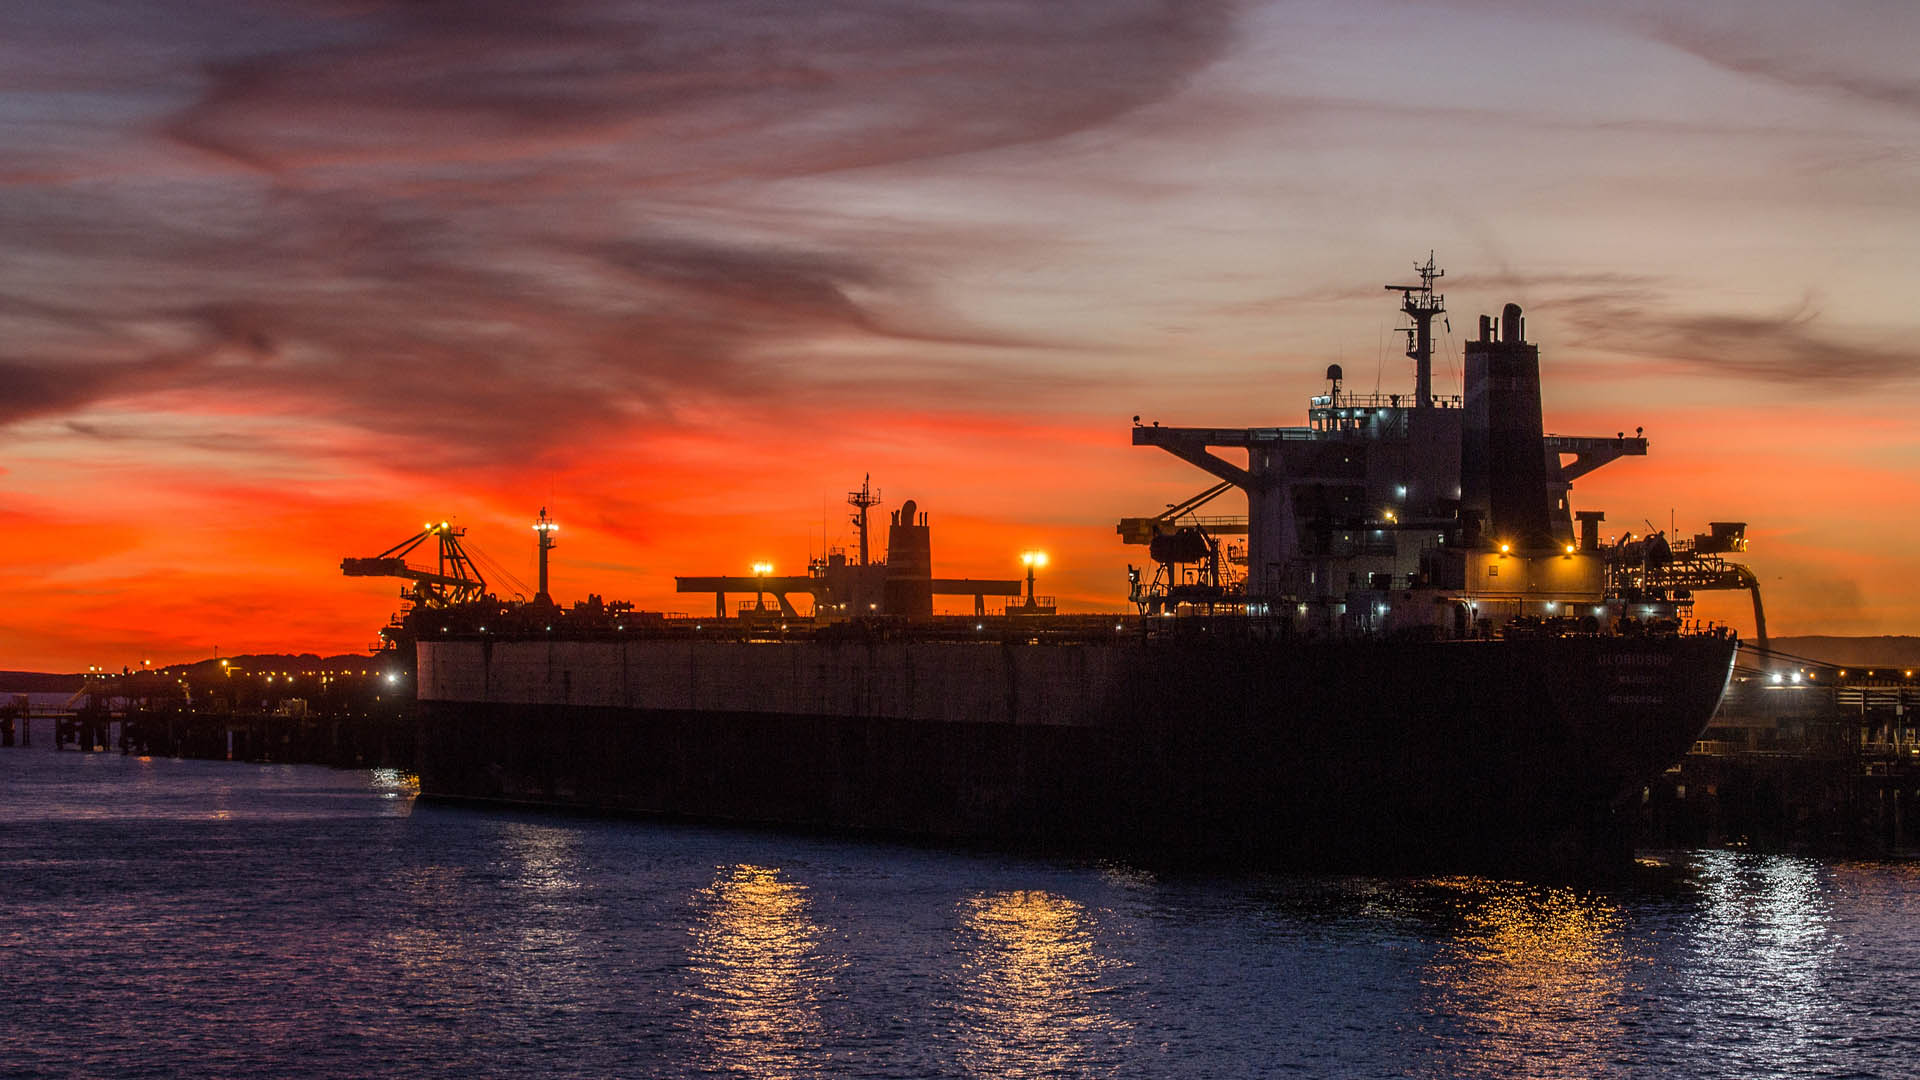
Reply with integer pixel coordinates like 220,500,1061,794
1114,480,1246,545
340,521,488,608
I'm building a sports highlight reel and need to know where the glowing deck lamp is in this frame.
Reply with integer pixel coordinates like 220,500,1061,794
1499,542,1512,554
1564,544,1575,555
751,562,774,612
1021,551,1048,608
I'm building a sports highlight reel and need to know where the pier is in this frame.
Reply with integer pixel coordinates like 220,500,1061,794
1639,663,1920,856
2,660,416,770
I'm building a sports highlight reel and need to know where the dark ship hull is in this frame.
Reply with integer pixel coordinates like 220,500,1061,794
415,627,1736,871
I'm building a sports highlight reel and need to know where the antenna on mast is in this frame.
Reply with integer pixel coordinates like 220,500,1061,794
1385,252,1446,409
847,474,882,567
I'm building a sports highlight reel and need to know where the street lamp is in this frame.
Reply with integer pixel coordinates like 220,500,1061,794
752,562,773,612
1020,551,1048,608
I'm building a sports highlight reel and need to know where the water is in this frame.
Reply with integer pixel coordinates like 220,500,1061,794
3,746,1916,1079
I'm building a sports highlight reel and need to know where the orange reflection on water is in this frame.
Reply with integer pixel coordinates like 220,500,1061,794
951,890,1128,1078
684,865,833,1079
1420,878,1636,1078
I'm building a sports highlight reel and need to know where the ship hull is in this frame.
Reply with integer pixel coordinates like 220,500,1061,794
415,632,1735,872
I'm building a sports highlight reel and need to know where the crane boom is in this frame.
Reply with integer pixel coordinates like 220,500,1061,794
341,521,488,607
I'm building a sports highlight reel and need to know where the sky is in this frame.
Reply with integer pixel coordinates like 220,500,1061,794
3,0,1917,671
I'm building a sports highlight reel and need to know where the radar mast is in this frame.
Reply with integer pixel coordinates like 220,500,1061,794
1385,253,1446,409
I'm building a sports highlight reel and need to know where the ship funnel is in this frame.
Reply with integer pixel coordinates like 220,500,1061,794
1462,303,1552,548
884,499,933,616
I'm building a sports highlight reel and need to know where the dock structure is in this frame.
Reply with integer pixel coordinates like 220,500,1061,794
1643,663,1920,855
1,664,416,769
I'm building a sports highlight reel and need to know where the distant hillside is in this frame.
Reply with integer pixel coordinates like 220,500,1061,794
1763,636,1920,669
4,653,383,688
0,672,84,692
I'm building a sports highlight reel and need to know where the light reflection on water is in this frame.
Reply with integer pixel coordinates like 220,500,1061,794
5,746,1919,1079
949,890,1131,1078
1682,852,1838,1074
682,865,836,1079
1418,879,1636,1078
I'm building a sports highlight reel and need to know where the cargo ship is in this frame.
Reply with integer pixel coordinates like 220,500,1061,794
380,259,1740,872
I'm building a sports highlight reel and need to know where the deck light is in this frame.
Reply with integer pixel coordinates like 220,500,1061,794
1020,552,1048,608
1499,543,1511,554
1564,544,1575,555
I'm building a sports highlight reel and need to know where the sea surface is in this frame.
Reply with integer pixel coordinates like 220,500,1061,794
2,744,1916,1079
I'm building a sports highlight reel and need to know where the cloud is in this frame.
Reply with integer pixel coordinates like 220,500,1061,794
163,0,1236,178
1550,290,1919,387
1643,9,1920,115
0,0,1235,468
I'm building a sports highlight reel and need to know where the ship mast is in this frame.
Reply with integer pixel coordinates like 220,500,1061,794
1386,252,1446,409
533,506,558,602
847,474,881,567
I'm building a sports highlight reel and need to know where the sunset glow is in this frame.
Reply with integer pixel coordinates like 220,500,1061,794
3,1,1916,670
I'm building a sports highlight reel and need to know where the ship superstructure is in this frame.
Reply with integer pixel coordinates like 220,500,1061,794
1124,256,1749,642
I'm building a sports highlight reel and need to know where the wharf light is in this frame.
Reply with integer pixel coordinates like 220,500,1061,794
1383,510,1396,523
1021,551,1048,568
752,562,774,576
1564,544,1575,555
